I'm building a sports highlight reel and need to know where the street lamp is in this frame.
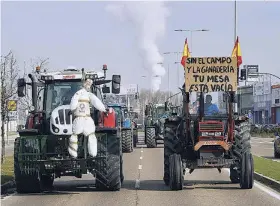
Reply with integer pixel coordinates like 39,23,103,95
162,52,183,97
174,29,210,53
157,61,170,98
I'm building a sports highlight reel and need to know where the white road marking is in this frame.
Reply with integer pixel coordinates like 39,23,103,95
225,168,280,201
135,147,144,189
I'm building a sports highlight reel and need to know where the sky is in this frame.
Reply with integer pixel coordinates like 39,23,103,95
1,0,280,94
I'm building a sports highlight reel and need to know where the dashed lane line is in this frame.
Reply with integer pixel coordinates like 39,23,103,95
135,147,144,189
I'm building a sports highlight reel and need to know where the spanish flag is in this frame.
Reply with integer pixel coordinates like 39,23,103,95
181,38,191,67
231,36,242,67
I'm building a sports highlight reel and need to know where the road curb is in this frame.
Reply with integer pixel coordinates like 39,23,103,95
254,172,280,193
1,180,16,195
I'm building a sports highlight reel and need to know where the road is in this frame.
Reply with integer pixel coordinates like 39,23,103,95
251,136,280,162
2,134,280,206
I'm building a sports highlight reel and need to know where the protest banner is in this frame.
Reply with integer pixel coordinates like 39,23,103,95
184,57,238,93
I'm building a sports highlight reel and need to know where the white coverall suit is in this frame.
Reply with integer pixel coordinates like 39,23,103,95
68,79,106,158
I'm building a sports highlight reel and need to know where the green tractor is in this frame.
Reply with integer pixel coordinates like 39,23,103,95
15,66,124,193
144,103,168,148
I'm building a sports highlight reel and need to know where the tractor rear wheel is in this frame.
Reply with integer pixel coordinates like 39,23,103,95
95,133,121,191
163,121,180,186
121,129,133,153
231,121,254,189
146,127,156,148
169,154,183,190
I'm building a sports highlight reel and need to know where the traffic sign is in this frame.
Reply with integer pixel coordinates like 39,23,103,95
7,100,17,111
8,111,18,121
126,84,137,94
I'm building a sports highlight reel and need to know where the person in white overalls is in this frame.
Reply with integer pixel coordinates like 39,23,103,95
68,78,107,158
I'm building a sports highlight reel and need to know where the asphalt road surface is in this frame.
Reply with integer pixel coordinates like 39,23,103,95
2,135,280,206
251,136,280,162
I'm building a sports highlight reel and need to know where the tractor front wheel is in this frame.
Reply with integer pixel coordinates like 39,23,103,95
240,152,254,189
146,127,156,148
169,154,183,191
163,121,181,186
122,129,133,153
133,128,138,148
229,166,240,184
95,133,121,191
14,138,42,193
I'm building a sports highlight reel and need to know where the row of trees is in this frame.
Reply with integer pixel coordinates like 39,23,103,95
0,50,49,162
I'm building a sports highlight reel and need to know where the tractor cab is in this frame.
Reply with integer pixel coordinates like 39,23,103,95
18,67,120,135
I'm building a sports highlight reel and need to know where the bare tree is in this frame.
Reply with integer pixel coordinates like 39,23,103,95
17,57,49,126
1,51,19,163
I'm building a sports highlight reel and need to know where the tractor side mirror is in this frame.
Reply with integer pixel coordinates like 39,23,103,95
102,85,110,94
240,69,247,80
17,78,26,97
112,75,121,94
165,101,168,111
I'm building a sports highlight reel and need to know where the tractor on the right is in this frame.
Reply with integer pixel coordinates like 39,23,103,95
163,56,254,190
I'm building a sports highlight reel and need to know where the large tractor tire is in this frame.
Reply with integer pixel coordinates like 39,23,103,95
121,129,133,153
240,152,254,189
231,121,254,189
120,154,124,184
229,165,239,184
95,131,121,191
14,138,42,193
274,146,280,158
145,127,157,148
169,154,183,190
163,120,181,186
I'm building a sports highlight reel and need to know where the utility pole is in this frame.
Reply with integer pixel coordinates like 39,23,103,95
174,29,210,103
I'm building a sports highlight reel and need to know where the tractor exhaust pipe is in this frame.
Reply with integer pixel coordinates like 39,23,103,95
28,73,38,111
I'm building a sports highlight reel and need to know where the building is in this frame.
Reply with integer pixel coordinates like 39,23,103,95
252,80,272,124
271,84,280,124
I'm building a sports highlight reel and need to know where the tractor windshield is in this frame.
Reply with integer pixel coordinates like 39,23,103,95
44,80,83,117
189,92,227,116
155,107,166,118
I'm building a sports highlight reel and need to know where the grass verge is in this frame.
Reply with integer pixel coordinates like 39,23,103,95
1,156,14,185
251,132,275,138
253,155,280,182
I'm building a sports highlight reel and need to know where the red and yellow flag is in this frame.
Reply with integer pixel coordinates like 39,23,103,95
231,36,242,67
181,38,191,67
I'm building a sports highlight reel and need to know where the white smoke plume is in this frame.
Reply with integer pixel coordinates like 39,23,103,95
105,2,170,91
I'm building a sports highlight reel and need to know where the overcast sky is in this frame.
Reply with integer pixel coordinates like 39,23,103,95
1,1,280,93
